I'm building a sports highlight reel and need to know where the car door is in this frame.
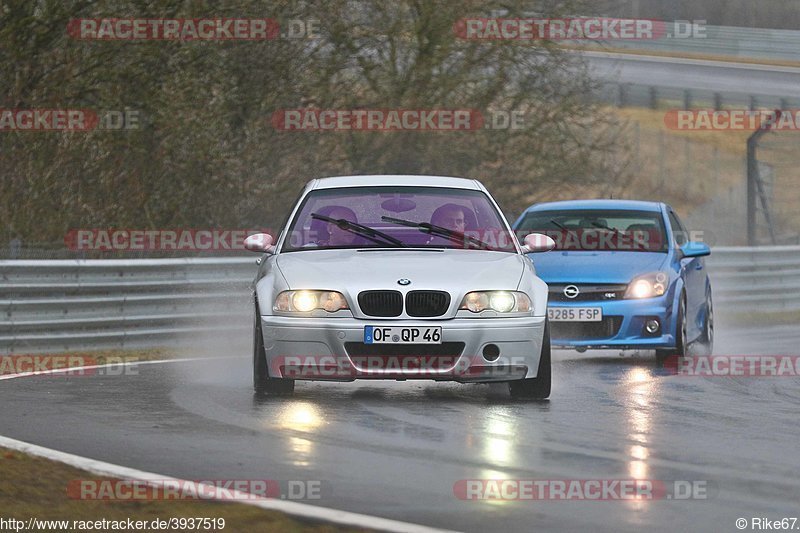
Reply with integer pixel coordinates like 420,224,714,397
668,209,704,338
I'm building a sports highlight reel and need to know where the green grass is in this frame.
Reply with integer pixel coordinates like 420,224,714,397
720,309,800,327
0,448,366,532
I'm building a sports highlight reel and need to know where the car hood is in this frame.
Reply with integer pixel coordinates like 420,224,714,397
276,249,526,292
528,251,668,284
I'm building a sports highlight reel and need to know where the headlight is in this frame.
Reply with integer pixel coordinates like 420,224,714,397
624,272,668,299
459,291,532,313
273,290,349,313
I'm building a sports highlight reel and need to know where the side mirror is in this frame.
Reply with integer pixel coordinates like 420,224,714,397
520,233,556,253
244,233,275,254
680,241,710,258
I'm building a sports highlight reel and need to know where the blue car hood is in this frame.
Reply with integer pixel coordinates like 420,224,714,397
528,251,668,284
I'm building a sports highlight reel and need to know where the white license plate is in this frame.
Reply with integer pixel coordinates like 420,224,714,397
364,326,442,344
548,307,603,322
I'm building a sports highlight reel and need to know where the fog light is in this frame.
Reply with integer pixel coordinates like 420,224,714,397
645,319,660,334
482,344,500,362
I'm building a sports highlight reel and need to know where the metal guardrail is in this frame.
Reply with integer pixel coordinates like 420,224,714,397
597,82,800,112
0,258,256,354
585,23,800,63
1,248,797,354
706,245,800,312
580,23,800,108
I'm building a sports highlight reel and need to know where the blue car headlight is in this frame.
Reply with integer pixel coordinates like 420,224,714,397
624,272,668,299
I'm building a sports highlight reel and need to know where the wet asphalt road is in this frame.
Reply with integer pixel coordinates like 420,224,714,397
581,51,800,99
1,323,800,533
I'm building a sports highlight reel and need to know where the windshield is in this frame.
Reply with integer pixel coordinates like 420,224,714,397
515,209,668,252
281,186,517,252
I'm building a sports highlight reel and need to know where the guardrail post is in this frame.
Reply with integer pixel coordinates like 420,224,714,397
747,110,781,246
747,137,757,245
649,87,658,109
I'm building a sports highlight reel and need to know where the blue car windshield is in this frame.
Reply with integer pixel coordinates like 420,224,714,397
515,209,668,252
281,186,517,252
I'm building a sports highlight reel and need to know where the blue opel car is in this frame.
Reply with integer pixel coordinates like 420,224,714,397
512,200,712,360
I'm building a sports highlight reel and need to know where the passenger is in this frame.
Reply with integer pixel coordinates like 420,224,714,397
320,206,359,246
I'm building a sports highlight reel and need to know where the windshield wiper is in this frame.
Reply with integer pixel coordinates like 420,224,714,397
591,221,621,236
381,215,494,250
310,213,405,247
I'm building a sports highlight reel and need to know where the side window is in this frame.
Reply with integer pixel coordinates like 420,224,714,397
668,211,688,246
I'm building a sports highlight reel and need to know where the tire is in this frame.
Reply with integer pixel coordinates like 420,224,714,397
509,320,551,399
697,289,714,355
253,302,295,395
656,293,687,364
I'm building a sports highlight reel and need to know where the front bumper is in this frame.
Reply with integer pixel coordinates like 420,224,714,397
259,315,546,382
548,295,676,350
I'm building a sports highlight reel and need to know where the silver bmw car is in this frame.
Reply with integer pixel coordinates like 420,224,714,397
245,175,555,398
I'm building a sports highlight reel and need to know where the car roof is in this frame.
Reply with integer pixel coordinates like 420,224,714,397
307,175,482,190
522,199,664,213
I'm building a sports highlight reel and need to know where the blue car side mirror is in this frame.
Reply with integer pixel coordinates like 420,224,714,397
680,241,710,258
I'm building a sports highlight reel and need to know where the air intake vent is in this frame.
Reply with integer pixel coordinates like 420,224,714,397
550,317,624,340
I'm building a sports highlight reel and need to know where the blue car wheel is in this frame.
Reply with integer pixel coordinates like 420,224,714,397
656,293,687,362
697,290,714,355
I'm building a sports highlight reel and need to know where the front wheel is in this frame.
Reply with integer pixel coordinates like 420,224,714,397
697,290,714,355
509,320,551,399
253,302,295,395
656,293,687,364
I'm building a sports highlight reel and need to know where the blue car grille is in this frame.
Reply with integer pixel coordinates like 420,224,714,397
549,284,627,302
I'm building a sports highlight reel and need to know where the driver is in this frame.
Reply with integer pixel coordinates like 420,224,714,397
427,203,470,246
430,203,468,233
